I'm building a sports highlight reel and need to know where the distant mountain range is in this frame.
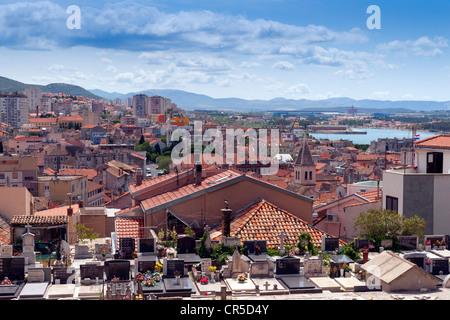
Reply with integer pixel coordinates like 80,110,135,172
2,75,450,113
90,88,450,113
0,76,102,100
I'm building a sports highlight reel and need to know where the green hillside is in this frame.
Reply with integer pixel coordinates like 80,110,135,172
0,76,103,100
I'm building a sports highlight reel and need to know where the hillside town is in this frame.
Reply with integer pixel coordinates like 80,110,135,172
1,86,450,303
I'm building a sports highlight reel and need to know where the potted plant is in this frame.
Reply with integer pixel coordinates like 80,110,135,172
167,247,176,259
237,273,247,283
208,266,217,282
425,241,432,251
441,241,447,250
173,270,182,284
200,275,209,285
425,258,431,272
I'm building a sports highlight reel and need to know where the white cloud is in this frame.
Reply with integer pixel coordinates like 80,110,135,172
272,61,295,70
285,83,311,97
377,36,448,57
372,91,391,99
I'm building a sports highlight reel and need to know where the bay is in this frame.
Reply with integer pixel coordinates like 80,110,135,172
309,128,436,145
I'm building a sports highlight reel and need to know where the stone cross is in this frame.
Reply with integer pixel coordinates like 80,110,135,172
278,230,287,255
263,281,270,291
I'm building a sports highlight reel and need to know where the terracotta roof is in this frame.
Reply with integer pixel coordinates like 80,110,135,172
211,199,345,249
115,217,144,251
414,134,450,149
355,190,382,202
10,215,69,226
35,204,80,217
140,169,243,211
0,214,10,245
59,168,99,180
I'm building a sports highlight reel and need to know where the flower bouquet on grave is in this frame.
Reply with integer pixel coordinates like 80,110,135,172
255,245,261,255
156,245,166,258
1,277,12,285
200,275,209,285
111,276,120,283
173,270,182,284
142,276,156,287
152,272,161,282
237,273,248,283
135,272,145,282
154,262,163,273
166,247,176,258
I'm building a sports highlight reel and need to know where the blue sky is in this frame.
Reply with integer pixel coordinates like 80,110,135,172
1,0,450,101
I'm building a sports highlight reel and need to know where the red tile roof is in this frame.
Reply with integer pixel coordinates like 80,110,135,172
415,134,450,149
115,217,144,251
0,214,10,245
140,169,243,211
211,199,345,249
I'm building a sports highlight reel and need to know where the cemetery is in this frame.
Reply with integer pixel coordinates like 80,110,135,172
2,219,450,300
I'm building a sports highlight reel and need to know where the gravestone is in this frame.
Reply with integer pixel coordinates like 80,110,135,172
137,238,156,255
354,239,369,250
403,252,427,269
431,259,449,275
322,236,340,252
398,236,418,251
52,267,75,284
135,256,157,274
163,259,185,278
200,258,212,273
95,243,112,260
176,236,201,265
221,237,241,247
21,232,35,265
278,231,288,256
244,240,269,261
177,236,196,254
19,267,51,300
275,256,321,293
105,259,130,281
162,258,195,294
119,238,135,259
329,255,354,278
222,249,250,278
275,256,300,275
0,245,13,257
74,244,92,259
249,259,275,278
0,256,25,281
27,268,45,283
304,252,326,277
80,264,104,283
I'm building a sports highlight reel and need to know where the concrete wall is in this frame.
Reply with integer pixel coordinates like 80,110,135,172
0,187,33,220
383,170,450,235
343,201,382,243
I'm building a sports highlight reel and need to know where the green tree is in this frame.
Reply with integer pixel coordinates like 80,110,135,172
73,223,99,245
354,208,426,245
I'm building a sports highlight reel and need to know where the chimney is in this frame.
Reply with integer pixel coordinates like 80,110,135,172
194,164,202,186
136,167,143,186
221,200,232,237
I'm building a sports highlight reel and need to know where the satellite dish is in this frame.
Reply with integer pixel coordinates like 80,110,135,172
336,186,347,198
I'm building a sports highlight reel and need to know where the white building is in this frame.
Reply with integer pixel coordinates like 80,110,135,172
24,87,43,113
382,134,450,235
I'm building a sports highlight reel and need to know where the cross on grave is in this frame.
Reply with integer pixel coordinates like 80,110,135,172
278,230,287,250
263,281,270,291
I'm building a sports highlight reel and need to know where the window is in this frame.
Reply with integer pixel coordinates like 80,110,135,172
12,172,18,179
386,196,399,212
427,152,443,174
304,171,308,180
